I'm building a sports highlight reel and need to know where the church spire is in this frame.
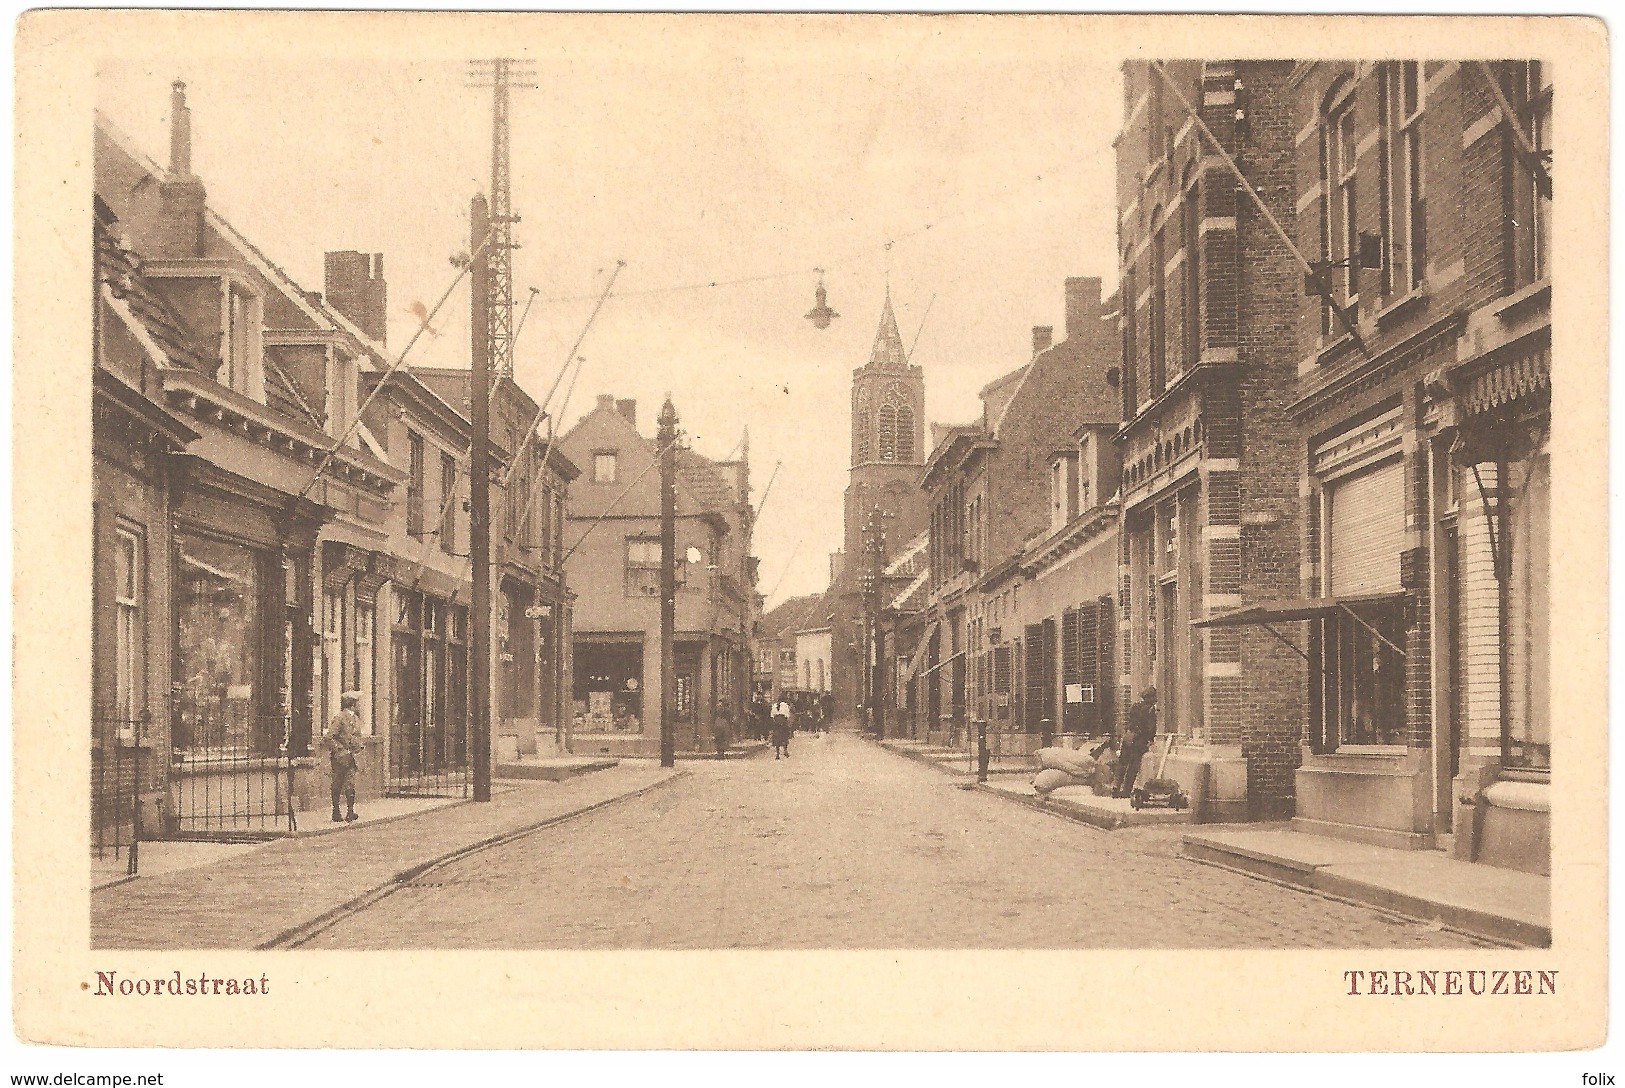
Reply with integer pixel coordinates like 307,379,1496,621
867,288,907,370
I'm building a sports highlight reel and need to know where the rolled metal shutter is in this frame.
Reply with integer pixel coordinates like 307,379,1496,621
1327,457,1406,594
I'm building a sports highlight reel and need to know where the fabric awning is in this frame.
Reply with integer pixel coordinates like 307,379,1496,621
897,620,940,685
1191,592,1406,660
918,647,967,679
1191,592,1404,628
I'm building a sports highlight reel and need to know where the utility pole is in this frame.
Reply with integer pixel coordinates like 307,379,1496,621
467,57,535,378
861,506,892,740
658,397,679,768
470,194,494,801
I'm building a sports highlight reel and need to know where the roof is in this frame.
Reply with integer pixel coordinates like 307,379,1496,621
674,446,737,515
865,289,908,370
96,198,214,375
760,593,826,639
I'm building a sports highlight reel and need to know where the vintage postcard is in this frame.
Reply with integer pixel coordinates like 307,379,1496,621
11,10,1608,1057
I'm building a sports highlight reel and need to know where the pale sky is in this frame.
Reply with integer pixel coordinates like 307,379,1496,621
96,18,1122,609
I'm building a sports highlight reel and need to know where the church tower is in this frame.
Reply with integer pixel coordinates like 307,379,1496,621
830,290,930,717
842,289,928,559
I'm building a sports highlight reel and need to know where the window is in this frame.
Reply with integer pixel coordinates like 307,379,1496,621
173,533,268,756
1504,440,1550,770
113,525,143,724
439,453,457,554
407,431,426,538
1181,169,1201,369
1079,435,1095,513
323,589,346,728
1320,600,1407,747
223,283,256,396
1380,62,1426,296
878,404,897,462
593,451,618,484
355,602,375,735
1050,460,1067,530
1321,85,1360,334
1149,211,1167,395
896,405,915,462
625,535,661,597
1509,61,1552,289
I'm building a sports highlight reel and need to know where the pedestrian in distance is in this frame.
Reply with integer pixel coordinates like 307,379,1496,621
751,693,771,742
772,697,793,759
324,691,367,822
712,704,731,760
1113,687,1158,798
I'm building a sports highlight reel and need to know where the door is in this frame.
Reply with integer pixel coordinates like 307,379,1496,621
1160,581,1180,735
1436,522,1463,833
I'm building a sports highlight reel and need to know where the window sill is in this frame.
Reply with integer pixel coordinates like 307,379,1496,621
1492,278,1551,324
1374,289,1428,330
1315,332,1360,367
1323,744,1409,758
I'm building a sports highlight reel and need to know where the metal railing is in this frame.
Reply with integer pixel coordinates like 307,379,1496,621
168,713,298,838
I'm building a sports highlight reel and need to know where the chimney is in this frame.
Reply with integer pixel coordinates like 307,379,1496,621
150,79,208,260
168,80,192,177
324,251,388,343
1032,326,1054,356
615,398,637,428
596,394,617,413
1064,276,1103,341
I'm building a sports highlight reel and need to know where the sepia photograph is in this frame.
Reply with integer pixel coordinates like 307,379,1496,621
11,8,1609,1061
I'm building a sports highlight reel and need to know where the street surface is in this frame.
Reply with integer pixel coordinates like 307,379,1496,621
306,731,1490,949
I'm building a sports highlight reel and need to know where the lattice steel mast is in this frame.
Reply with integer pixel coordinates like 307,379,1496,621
468,57,535,376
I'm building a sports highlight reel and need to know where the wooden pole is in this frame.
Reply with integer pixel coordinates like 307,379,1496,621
659,397,679,768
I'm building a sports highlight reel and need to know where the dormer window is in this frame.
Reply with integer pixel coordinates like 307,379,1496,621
222,280,263,400
1078,434,1094,513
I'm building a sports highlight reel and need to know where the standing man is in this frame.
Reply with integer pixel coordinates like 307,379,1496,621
325,691,367,822
1113,687,1157,799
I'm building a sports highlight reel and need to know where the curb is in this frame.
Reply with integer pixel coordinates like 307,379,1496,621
1180,838,1546,948
968,782,1188,832
876,742,971,777
258,769,689,950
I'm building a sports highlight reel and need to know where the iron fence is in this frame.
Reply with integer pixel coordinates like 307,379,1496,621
167,713,298,838
92,717,149,873
386,720,471,799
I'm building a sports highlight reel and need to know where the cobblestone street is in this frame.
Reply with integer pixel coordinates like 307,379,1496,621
306,731,1491,949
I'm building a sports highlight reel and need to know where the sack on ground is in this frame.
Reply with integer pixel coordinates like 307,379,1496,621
1036,747,1094,777
1032,768,1082,795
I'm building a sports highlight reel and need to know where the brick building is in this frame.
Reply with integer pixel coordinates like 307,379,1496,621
94,87,406,837
1203,61,1550,871
1115,60,1305,821
559,396,757,755
754,592,827,701
414,370,580,761
910,277,1119,753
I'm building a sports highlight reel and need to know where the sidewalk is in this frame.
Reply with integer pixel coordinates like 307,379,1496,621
977,777,1191,831
1183,826,1550,947
92,762,683,950
494,754,620,781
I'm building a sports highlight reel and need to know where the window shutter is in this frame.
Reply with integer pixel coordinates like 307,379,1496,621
1327,458,1406,594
